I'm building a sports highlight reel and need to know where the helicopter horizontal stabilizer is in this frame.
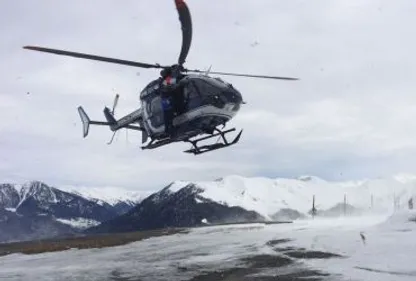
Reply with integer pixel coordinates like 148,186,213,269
183,128,243,155
77,106,111,137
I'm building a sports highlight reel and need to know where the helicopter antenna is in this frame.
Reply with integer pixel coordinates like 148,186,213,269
107,90,120,145
204,65,212,76
111,93,120,115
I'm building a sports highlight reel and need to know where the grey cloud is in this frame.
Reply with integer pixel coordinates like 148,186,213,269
2,0,416,191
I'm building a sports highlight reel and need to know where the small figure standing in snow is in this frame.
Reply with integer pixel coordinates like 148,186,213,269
360,232,366,245
409,198,413,210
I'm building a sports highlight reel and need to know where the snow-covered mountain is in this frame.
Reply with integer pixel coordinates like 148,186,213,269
0,181,148,215
88,183,265,234
57,185,154,216
89,174,416,234
0,181,150,243
165,175,416,219
58,185,153,207
16,181,120,221
2,174,416,241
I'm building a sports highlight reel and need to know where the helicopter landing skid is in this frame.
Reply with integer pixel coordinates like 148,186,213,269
183,128,243,155
141,128,242,155
141,137,173,150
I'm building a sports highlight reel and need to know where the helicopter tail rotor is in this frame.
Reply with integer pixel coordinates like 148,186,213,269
111,93,120,115
78,106,91,138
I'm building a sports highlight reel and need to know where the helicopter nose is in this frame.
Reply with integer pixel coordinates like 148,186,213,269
225,88,243,104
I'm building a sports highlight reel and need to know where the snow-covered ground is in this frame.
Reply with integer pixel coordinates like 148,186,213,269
0,210,415,281
286,210,416,281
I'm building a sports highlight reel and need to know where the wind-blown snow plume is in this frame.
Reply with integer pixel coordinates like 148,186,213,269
165,175,416,219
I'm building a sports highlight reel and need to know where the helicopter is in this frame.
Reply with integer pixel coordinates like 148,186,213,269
23,0,298,155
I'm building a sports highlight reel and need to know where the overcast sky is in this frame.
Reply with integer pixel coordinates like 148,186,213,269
2,0,416,191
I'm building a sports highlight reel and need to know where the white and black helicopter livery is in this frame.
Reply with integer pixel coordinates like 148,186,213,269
23,0,298,155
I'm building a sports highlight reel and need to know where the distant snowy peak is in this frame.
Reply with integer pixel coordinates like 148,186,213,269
59,185,154,206
0,181,148,222
393,173,416,184
0,180,153,212
297,175,326,182
18,181,63,207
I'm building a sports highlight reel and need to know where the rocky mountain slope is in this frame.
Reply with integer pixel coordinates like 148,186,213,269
0,181,144,243
87,183,265,234
0,184,20,209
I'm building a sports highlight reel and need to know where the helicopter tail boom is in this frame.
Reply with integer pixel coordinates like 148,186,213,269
77,106,145,140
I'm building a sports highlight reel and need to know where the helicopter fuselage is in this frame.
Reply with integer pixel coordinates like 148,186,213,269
139,74,243,142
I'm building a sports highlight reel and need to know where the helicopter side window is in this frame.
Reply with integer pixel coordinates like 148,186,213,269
193,79,226,108
184,81,202,110
194,80,220,97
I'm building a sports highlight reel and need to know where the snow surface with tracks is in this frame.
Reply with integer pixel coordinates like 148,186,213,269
1,210,415,281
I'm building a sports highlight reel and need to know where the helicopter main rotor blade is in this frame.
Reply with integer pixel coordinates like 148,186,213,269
185,69,299,80
23,46,166,69
175,0,192,66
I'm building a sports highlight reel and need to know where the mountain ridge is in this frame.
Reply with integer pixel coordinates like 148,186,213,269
87,174,416,234
2,174,416,241
87,183,266,234
0,181,146,243
161,174,416,218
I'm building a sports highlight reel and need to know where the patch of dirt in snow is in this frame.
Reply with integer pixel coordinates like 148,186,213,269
265,238,292,247
188,238,341,281
188,254,332,281
283,250,343,259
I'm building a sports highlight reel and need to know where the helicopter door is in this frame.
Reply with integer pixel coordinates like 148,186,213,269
146,96,164,128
